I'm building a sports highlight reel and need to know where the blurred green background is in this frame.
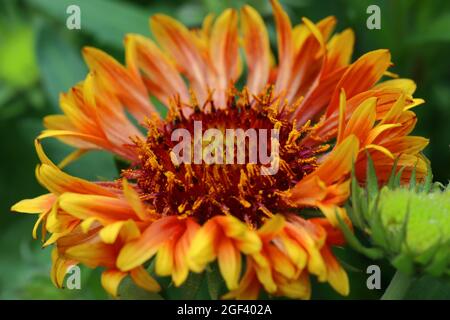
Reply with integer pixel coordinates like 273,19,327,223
0,0,449,299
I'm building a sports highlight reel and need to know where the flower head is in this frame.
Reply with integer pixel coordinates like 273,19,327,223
12,0,428,299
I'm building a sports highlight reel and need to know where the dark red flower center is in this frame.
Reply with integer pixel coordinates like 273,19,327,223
123,88,328,226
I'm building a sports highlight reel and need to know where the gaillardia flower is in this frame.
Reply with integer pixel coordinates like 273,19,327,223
12,0,428,299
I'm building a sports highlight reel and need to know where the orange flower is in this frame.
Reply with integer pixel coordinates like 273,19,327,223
12,0,428,299
224,215,348,299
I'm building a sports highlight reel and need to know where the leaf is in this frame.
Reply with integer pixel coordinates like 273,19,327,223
415,242,440,266
394,166,406,186
394,203,411,253
381,271,414,300
403,275,450,300
163,272,208,300
34,20,87,110
409,167,417,191
387,157,399,189
336,213,384,260
391,253,415,275
368,200,389,252
206,263,226,300
28,0,151,48
365,152,379,198
118,277,164,300
350,166,365,230
420,163,433,193
424,243,450,277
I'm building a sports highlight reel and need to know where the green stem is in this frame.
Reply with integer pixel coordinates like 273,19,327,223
381,271,414,300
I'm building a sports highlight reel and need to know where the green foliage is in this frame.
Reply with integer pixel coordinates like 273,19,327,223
340,159,450,299
341,161,450,277
0,24,38,88
119,277,164,300
408,13,450,44
35,20,87,109
0,0,449,300
28,0,152,48
117,259,226,300
380,189,450,261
